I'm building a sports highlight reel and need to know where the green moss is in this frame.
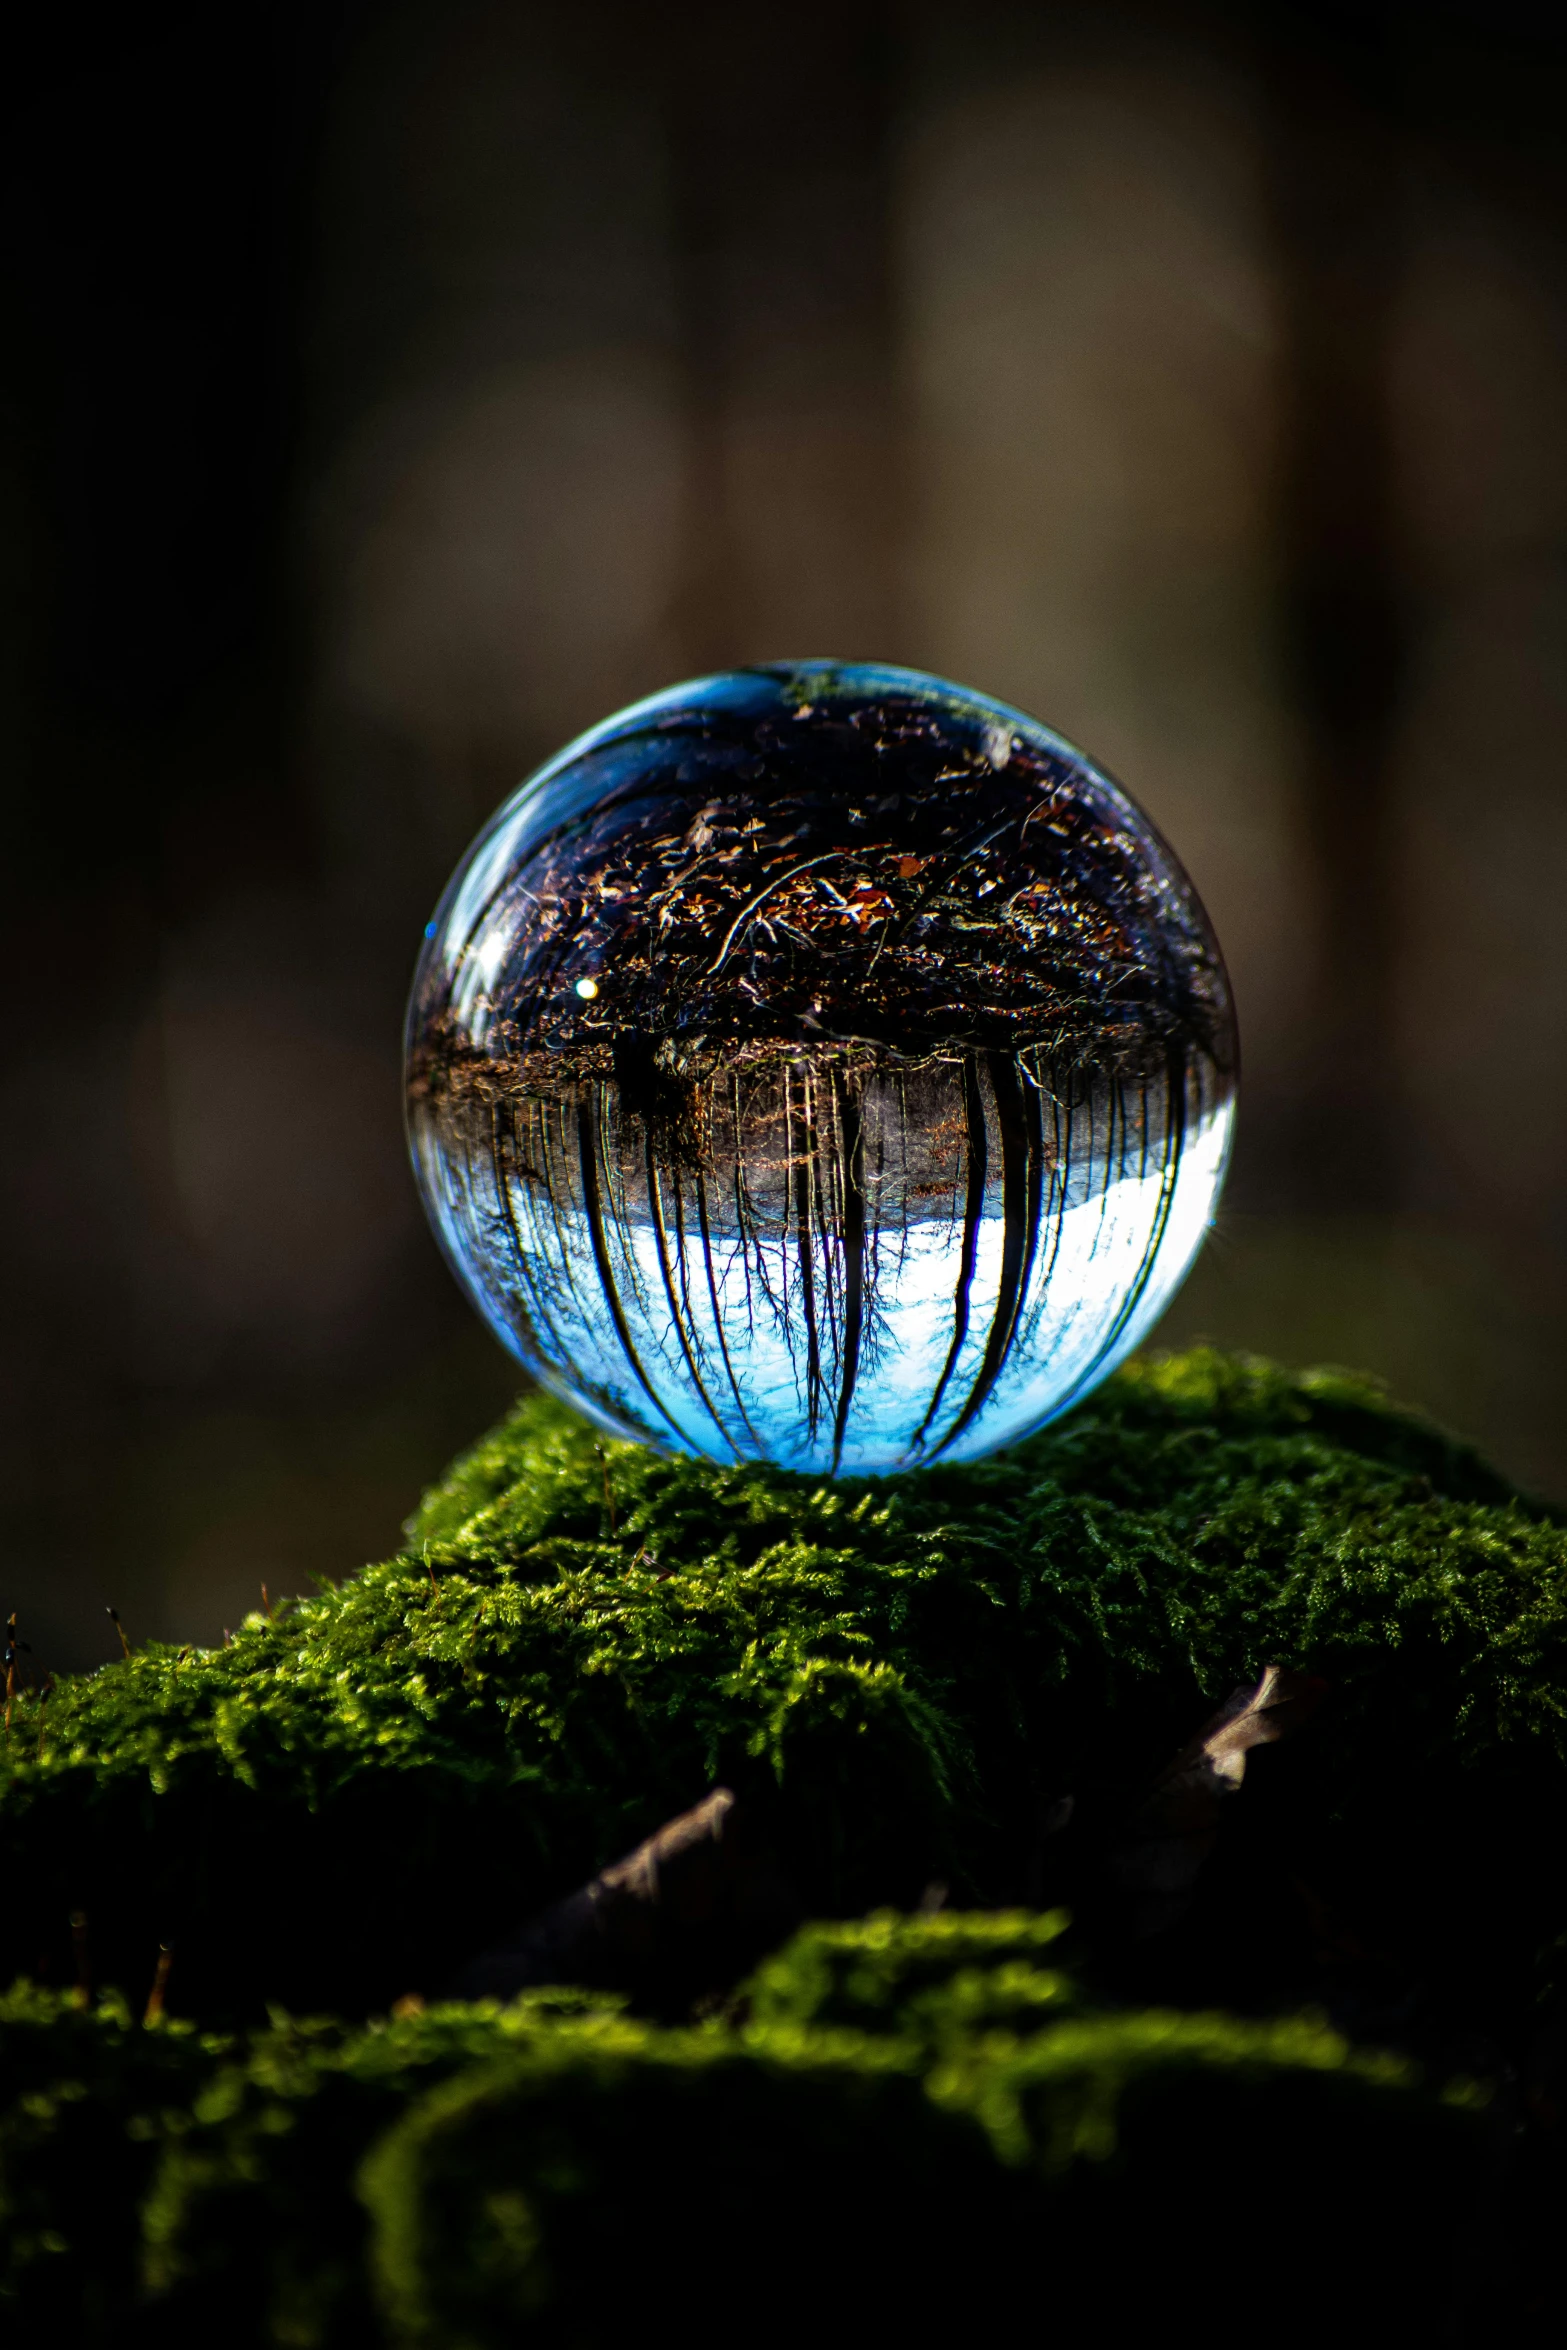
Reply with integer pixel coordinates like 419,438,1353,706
743,1905,1082,2047
138,1990,624,2348
0,1987,232,2336
363,1986,1478,2350
2,1349,1564,2030
0,1919,1489,2347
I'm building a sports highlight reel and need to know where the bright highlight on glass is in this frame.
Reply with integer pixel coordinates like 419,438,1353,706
406,663,1237,1474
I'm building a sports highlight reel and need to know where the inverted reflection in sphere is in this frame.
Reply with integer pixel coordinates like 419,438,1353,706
406,663,1236,1474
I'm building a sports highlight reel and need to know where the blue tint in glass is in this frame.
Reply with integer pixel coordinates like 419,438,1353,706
406,663,1236,1473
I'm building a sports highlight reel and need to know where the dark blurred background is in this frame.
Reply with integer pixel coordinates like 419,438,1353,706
6,0,1567,1669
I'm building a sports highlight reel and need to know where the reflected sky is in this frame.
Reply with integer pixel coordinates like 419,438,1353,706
413,1057,1233,1474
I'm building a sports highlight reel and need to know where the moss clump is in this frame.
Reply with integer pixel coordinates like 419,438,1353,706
0,1984,230,2339
0,1916,1489,2347
1,1349,1564,2034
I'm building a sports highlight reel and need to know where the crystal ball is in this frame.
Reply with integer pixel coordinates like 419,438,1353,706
406,663,1236,1474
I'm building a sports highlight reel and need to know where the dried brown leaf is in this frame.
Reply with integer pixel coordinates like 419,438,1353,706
1107,1665,1328,1935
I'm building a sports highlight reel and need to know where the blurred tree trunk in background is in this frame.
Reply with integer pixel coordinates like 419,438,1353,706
658,0,907,672
1264,9,1407,1211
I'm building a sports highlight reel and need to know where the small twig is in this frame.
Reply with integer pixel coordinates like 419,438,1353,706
107,1608,132,1662
260,1583,271,1618
3,1611,38,1741
451,1788,800,2004
705,852,843,976
143,1943,174,2024
595,1445,617,1535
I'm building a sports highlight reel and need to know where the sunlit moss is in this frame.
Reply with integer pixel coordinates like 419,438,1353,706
0,1348,1563,2030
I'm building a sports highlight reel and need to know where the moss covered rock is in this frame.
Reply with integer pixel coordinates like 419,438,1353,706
2,1349,1564,2036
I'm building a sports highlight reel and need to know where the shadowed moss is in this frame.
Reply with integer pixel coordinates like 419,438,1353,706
0,1985,233,2337
1,1348,1563,2029
0,1917,1489,2348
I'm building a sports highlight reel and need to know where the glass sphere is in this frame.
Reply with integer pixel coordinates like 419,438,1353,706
406,663,1236,1474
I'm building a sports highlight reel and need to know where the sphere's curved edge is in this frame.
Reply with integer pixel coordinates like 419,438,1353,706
404,660,1239,1483
928,1101,1237,1470
527,1359,686,1458
494,657,1120,854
